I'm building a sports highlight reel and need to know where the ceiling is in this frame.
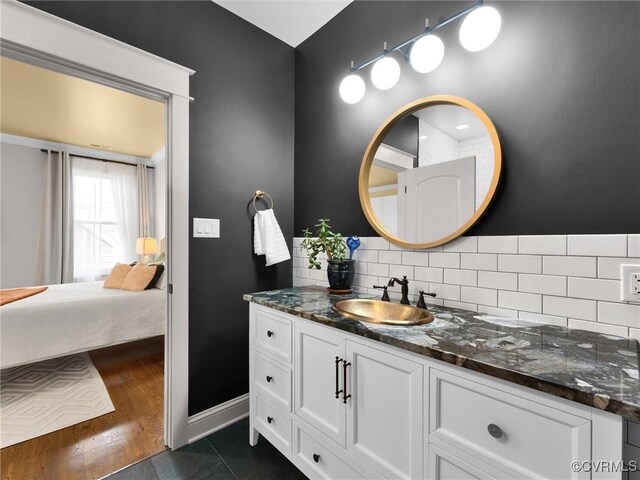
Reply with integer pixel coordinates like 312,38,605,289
213,0,352,47
0,56,165,158
414,106,487,141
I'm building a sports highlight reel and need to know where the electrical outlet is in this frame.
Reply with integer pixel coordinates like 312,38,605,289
621,264,640,302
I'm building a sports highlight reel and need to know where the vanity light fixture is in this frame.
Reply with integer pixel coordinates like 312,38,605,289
339,0,501,104
370,44,401,90
456,123,470,130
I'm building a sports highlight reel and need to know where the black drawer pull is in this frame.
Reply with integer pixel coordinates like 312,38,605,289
266,375,273,383
313,454,320,463
342,361,352,404
267,330,274,337
487,423,503,439
335,357,343,399
267,416,273,424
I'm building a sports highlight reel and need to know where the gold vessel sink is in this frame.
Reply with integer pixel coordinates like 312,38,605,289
333,299,434,326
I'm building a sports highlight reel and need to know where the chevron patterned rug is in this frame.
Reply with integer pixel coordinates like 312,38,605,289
0,353,115,448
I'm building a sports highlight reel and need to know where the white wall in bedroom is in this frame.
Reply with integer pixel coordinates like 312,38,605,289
0,142,46,288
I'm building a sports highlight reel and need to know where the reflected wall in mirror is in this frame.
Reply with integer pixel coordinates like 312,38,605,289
359,96,501,249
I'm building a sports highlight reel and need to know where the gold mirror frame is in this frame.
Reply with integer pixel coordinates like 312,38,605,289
358,95,502,249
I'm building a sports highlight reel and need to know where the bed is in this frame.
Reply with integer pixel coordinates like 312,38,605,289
0,281,165,369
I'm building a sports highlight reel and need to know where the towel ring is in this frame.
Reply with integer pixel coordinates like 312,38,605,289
253,190,274,212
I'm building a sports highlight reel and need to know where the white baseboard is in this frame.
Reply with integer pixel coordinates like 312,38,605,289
187,393,249,444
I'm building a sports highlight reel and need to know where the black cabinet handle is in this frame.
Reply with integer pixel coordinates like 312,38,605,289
487,423,503,439
313,454,320,463
267,330,274,337
335,357,343,399
342,361,352,404
266,375,272,383
267,416,273,424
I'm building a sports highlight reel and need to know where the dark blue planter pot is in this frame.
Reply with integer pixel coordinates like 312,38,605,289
327,259,355,293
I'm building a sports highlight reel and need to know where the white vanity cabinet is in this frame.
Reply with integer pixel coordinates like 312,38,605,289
249,303,625,480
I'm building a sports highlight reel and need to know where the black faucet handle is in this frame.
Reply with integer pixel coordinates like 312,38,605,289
373,285,390,302
417,290,437,309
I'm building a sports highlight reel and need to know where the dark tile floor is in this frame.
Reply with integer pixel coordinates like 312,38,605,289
105,418,307,480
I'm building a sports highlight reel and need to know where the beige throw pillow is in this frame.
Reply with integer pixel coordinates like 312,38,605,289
121,264,158,291
104,263,134,289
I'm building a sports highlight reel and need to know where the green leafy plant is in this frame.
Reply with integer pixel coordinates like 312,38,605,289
300,218,347,269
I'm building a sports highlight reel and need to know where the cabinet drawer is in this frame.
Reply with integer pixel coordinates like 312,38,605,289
254,352,291,410
255,395,291,452
430,369,591,480
428,443,511,480
295,424,367,480
253,309,292,362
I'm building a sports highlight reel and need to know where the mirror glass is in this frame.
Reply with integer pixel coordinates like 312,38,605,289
362,99,500,247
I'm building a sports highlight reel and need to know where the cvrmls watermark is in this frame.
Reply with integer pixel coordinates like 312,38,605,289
571,461,638,473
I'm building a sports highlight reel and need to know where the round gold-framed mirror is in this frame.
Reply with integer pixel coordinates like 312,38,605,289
358,95,502,249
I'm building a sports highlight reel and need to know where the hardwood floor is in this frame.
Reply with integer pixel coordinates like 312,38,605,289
1,336,166,480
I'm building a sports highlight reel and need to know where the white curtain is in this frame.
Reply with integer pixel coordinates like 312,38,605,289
72,158,138,281
137,164,151,238
35,151,73,285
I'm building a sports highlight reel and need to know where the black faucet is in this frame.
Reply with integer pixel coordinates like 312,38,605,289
373,285,390,302
416,290,437,309
388,276,410,305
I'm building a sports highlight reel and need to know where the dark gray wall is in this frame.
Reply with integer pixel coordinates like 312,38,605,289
295,1,640,236
26,1,295,415
384,114,418,158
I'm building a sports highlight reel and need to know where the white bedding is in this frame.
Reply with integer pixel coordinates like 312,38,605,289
0,281,165,369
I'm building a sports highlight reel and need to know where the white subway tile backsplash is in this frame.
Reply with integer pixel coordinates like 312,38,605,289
568,277,621,302
415,266,443,283
629,234,640,258
518,235,567,255
444,300,478,311
477,305,518,318
367,263,389,278
461,253,497,271
567,234,627,257
444,269,477,286
362,237,389,250
389,264,413,280
443,236,478,253
356,249,379,263
598,257,640,280
568,318,628,337
498,255,542,274
429,252,460,268
292,235,637,338
460,286,497,306
519,274,567,296
543,256,596,278
477,271,518,291
597,302,640,328
402,251,429,266
518,311,568,327
429,283,461,301
379,250,402,264
478,236,518,254
499,290,542,313
544,296,596,321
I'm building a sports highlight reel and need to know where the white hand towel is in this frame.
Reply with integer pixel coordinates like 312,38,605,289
253,209,291,266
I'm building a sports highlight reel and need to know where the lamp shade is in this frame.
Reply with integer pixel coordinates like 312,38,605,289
136,237,159,256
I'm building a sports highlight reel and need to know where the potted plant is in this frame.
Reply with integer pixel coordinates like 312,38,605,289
301,218,355,293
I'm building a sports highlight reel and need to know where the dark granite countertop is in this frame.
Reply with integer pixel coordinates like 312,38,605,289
244,286,640,421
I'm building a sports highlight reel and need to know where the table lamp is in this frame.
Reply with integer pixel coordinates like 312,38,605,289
136,237,158,264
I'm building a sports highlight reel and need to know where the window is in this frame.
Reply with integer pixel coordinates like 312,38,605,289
72,157,138,281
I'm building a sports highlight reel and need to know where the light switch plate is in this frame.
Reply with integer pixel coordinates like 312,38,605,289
193,218,220,238
621,264,640,302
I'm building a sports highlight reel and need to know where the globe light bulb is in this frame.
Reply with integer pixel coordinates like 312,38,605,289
339,73,366,104
409,34,445,73
459,6,502,52
370,56,401,90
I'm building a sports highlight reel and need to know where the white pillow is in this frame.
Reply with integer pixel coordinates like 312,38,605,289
155,269,167,290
